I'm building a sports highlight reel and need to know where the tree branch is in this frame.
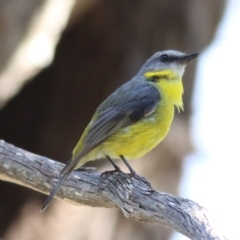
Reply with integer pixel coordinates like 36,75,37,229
0,140,228,240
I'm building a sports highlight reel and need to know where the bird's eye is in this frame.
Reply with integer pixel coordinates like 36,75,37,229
151,76,159,82
160,54,169,62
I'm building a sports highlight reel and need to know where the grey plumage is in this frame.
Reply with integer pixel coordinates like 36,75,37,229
84,80,160,148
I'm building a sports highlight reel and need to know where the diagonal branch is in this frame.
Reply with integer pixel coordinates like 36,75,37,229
0,140,228,240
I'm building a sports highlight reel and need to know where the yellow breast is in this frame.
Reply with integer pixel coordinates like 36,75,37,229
101,100,174,159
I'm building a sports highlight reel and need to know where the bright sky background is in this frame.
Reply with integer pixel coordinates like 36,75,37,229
172,0,240,239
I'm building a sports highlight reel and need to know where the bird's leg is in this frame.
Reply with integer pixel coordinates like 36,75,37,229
100,155,123,177
101,155,136,178
120,155,136,178
106,155,122,172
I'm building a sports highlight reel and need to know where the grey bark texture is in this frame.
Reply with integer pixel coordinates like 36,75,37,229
0,140,228,240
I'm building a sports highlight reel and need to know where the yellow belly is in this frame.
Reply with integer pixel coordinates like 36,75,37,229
102,102,174,159
76,100,175,167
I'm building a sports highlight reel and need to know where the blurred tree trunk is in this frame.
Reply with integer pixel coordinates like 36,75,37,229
0,0,224,239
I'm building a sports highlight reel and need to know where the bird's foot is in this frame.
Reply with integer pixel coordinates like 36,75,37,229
102,155,136,178
100,169,122,178
74,167,96,172
127,170,136,179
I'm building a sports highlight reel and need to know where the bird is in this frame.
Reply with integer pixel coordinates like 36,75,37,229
41,49,198,211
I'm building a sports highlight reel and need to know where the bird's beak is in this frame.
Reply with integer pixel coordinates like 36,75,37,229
178,53,199,65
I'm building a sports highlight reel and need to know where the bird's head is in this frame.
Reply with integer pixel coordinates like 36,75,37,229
138,50,198,82
137,50,198,111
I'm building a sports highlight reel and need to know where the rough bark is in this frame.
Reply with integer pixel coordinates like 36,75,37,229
0,140,228,240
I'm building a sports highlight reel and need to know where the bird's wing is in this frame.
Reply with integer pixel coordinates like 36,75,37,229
83,96,158,152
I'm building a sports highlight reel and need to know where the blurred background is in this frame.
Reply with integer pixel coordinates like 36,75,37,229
1,0,236,239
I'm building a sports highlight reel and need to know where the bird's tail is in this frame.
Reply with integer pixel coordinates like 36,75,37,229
41,147,92,211
40,170,70,212
40,156,82,212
